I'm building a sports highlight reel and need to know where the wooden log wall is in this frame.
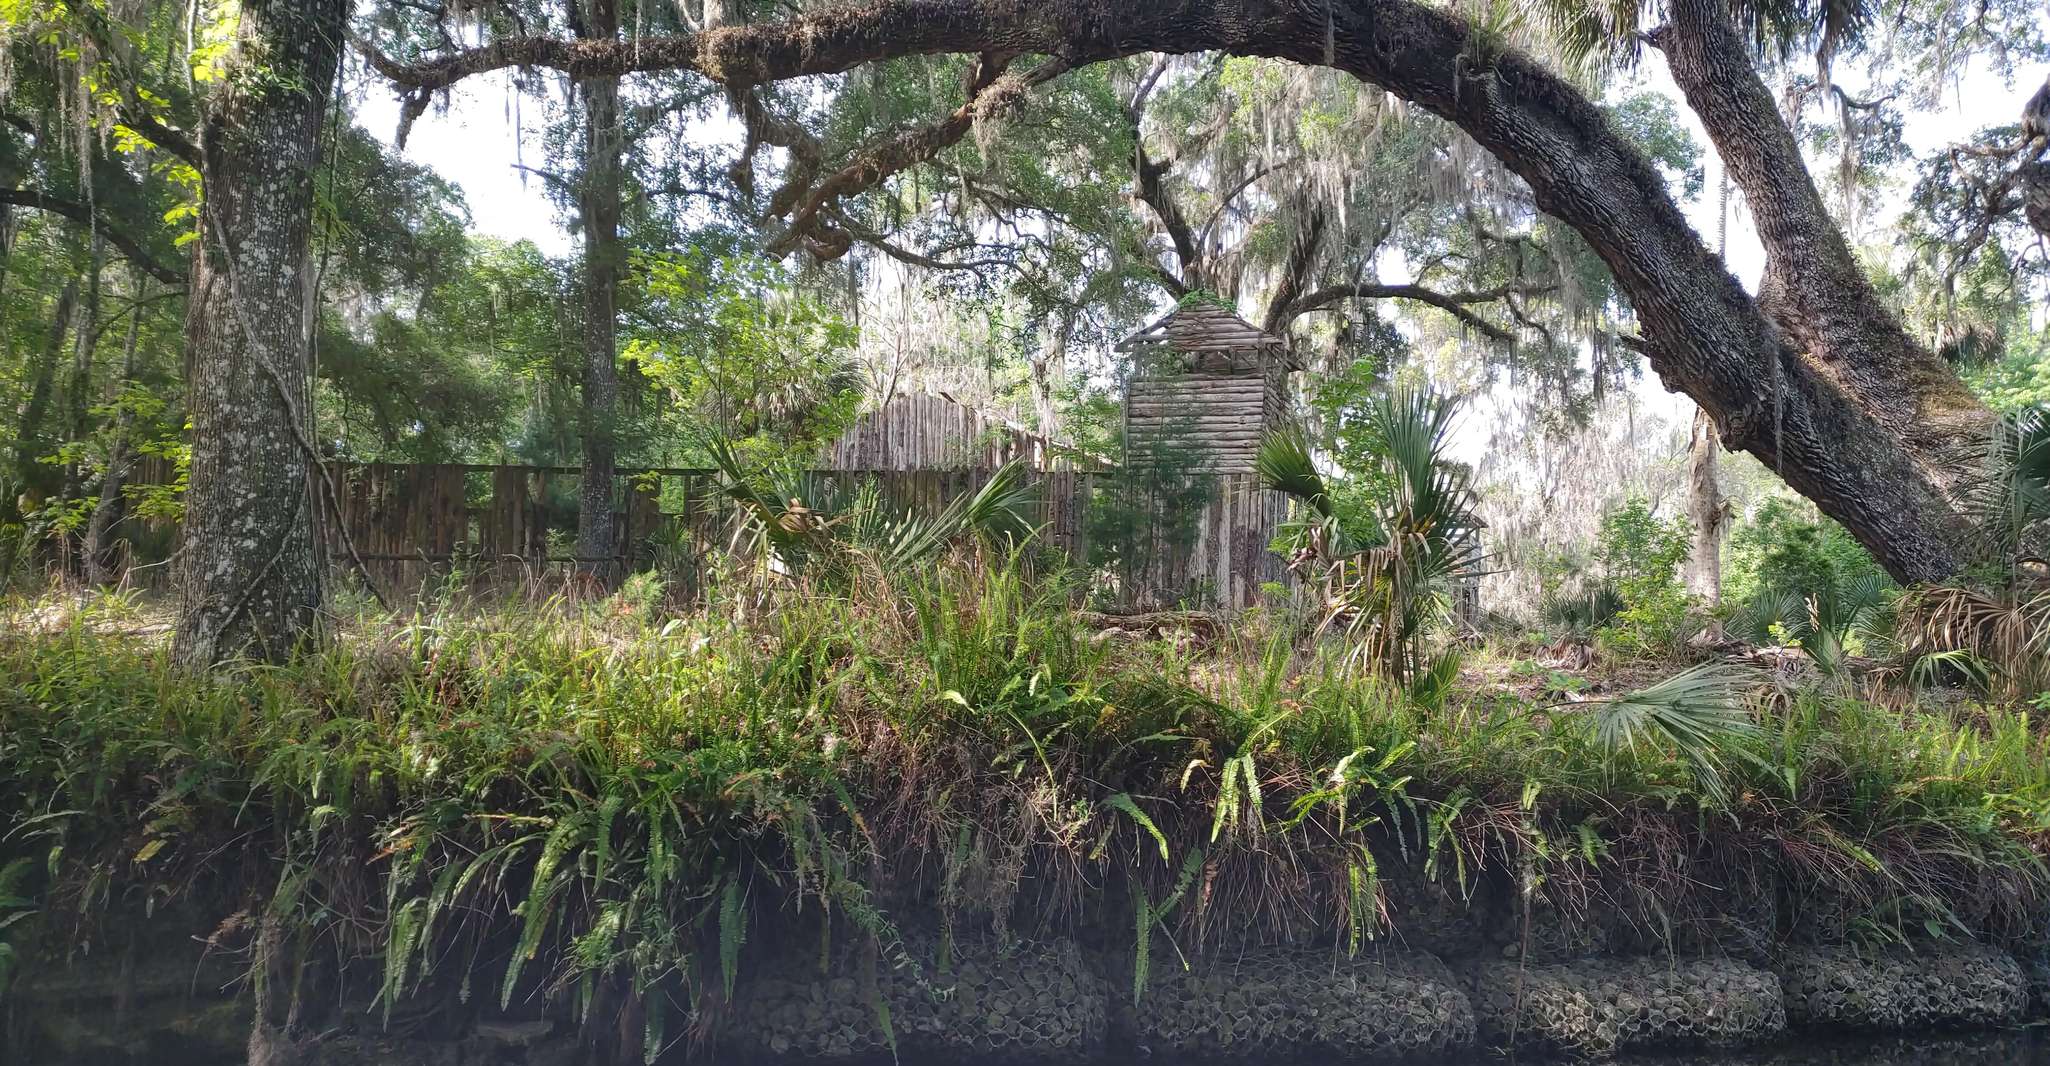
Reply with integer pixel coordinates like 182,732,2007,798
1125,370,1280,474
121,461,1291,610
824,391,1103,472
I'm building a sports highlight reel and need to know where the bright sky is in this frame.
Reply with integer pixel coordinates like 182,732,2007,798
353,47,2050,455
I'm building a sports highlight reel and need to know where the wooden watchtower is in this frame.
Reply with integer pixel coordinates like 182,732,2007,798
1107,303,1297,609
1116,303,1300,473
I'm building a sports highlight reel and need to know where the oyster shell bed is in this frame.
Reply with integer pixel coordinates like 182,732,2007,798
726,935,1107,1061
724,938,2048,1062
1125,946,1475,1060
1470,957,1787,1058
1775,944,2030,1031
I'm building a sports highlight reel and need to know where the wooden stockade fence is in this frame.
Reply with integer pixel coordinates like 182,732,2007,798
823,391,1110,473
125,460,1293,609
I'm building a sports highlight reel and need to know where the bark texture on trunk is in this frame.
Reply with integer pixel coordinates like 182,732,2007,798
1655,0,1997,581
574,0,622,583
1686,406,1724,603
367,0,1997,583
172,0,344,666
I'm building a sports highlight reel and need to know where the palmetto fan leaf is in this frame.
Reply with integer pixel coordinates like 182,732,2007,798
1588,663,1761,807
696,427,1038,576
1983,405,2050,563
1518,0,1873,77
1255,427,1332,521
878,460,1038,569
697,431,835,567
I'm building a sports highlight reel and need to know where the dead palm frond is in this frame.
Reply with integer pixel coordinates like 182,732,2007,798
1896,581,2050,700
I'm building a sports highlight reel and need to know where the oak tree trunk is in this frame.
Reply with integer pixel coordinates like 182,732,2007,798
574,0,623,584
172,0,344,666
1654,0,1997,580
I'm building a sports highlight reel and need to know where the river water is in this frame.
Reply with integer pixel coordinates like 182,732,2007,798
1483,1031,2050,1064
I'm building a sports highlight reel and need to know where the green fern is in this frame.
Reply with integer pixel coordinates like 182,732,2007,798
1345,844,1380,955
719,874,747,999
1105,792,1169,862
503,814,584,1009
1131,849,1204,1005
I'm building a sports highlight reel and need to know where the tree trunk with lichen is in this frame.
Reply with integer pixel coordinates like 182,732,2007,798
171,0,343,667
1686,407,1724,604
574,0,623,585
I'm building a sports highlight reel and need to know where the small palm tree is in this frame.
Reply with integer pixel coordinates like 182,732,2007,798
698,430,1038,580
1977,405,2050,570
1734,571,1895,679
1893,406,2050,700
1257,388,1484,683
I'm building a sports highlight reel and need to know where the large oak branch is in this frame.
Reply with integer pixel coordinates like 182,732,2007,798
1654,0,1995,576
1284,281,1558,341
360,0,1995,582
0,188,187,285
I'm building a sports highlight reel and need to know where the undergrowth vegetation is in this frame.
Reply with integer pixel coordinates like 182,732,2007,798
5,556,2050,1048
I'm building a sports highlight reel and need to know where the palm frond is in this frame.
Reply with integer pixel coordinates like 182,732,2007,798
1965,404,2050,565
1309,388,1482,683
1255,427,1332,520
1588,663,1762,808
880,461,1037,570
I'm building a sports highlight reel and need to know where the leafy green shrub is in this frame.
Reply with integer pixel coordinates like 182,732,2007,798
1724,498,1887,608
1592,499,1696,658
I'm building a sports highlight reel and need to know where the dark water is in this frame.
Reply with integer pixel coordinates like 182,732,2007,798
1507,1030,2050,1064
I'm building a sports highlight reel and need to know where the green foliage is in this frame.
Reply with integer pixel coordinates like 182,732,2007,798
1086,410,1215,610
1976,404,2050,567
1724,497,1888,609
1586,664,1759,807
1541,582,1624,638
698,432,1036,583
5,561,2050,1017
630,249,861,464
1605,92,1706,201
1297,316,1412,545
0,856,34,995
1960,330,2050,414
1261,388,1483,681
1591,499,1696,659
1737,572,1897,675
